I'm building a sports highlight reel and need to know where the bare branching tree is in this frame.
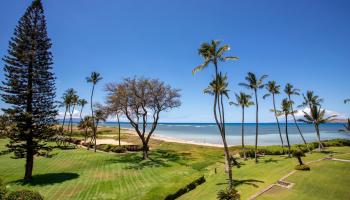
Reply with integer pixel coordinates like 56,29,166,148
108,77,181,159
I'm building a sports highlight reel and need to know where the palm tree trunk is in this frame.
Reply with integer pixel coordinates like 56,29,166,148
61,106,68,134
242,106,246,160
273,94,284,152
254,89,259,163
285,114,291,157
117,113,121,147
70,104,76,135
79,106,84,120
315,124,323,151
90,84,96,152
288,96,309,150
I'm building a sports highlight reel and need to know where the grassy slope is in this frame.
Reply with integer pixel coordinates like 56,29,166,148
0,127,349,200
0,139,224,200
257,151,350,200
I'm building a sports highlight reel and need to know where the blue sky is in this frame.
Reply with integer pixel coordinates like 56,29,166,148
0,0,349,122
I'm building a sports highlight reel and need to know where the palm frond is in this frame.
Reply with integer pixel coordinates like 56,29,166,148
263,94,270,99
238,83,251,89
192,60,210,74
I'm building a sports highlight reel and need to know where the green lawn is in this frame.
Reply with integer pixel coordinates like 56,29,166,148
0,138,349,200
257,157,350,200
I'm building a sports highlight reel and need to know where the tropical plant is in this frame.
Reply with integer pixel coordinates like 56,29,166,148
217,187,240,200
78,99,88,120
0,0,57,181
193,40,238,189
230,92,254,160
263,81,284,151
239,72,267,163
284,84,309,148
292,149,305,165
298,105,336,151
299,90,323,110
90,103,108,152
276,98,295,157
339,119,350,133
60,94,71,133
68,89,79,135
192,40,238,75
78,116,93,143
86,71,102,151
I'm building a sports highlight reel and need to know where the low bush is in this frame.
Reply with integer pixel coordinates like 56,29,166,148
110,146,127,153
217,187,240,200
124,145,144,152
239,139,350,157
97,144,113,152
165,176,205,200
295,164,310,171
6,190,43,200
0,179,7,200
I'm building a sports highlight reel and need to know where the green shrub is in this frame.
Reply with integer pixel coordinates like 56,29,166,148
124,145,144,152
165,176,205,200
6,190,43,200
97,144,113,152
0,179,7,200
217,187,240,200
295,164,310,171
110,146,127,153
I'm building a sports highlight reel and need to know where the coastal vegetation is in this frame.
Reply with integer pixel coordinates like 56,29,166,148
239,72,268,163
230,92,254,160
193,40,238,193
263,81,284,151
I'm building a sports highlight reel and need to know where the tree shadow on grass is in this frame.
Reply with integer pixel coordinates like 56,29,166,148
12,172,79,186
106,149,188,170
217,179,264,188
263,158,279,163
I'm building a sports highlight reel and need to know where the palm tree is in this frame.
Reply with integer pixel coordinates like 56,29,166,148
339,119,350,133
193,40,238,190
239,72,268,163
263,81,284,151
230,92,254,160
78,99,88,120
298,105,336,151
192,40,238,76
86,71,102,151
277,98,295,157
204,73,233,187
91,103,108,152
78,116,93,143
60,94,71,133
69,93,79,135
284,84,308,147
340,99,350,132
300,91,323,109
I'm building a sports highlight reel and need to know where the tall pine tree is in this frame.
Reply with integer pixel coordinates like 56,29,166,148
0,0,57,181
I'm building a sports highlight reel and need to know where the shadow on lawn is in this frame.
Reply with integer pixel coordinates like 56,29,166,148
263,158,279,163
106,149,188,170
12,172,79,186
217,179,264,188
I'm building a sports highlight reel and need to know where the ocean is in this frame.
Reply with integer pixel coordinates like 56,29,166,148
98,122,350,146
